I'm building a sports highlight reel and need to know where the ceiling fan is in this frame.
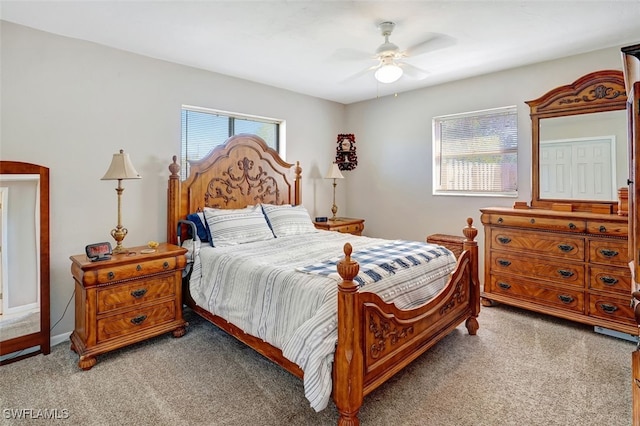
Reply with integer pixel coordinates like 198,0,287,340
346,21,455,84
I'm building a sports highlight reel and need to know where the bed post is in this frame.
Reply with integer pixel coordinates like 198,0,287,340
167,155,181,246
334,243,363,426
294,161,302,205
462,217,480,335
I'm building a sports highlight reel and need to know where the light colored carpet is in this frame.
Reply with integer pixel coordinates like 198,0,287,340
0,304,635,425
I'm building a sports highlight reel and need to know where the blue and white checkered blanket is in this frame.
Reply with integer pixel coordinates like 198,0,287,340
296,240,452,287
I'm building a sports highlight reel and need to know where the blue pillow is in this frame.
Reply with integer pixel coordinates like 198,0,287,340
187,212,211,243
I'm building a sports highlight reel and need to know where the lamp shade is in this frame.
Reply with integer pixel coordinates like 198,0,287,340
325,163,344,180
375,63,403,84
101,149,141,180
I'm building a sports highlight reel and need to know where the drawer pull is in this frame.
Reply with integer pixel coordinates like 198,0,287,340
107,272,115,280
498,259,511,267
497,237,511,244
599,276,619,286
599,249,619,258
163,261,169,269
557,269,574,278
498,282,511,290
497,217,504,223
599,303,618,314
530,218,535,224
136,265,142,271
568,223,576,230
599,225,607,233
558,295,574,304
557,244,574,252
130,315,147,325
130,288,148,298
635,378,640,389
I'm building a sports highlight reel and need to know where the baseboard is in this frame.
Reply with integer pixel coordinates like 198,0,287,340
594,326,639,343
51,331,71,347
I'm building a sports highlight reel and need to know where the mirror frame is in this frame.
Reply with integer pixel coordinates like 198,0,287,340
0,161,50,363
527,70,627,212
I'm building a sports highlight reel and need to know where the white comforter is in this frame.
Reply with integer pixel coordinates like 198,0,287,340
187,231,456,411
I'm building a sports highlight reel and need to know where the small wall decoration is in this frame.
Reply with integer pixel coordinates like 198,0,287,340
335,134,357,171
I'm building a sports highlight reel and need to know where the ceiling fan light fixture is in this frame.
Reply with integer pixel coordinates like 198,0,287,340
375,63,403,83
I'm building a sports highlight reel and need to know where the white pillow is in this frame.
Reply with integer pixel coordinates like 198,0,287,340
203,205,274,247
261,204,318,237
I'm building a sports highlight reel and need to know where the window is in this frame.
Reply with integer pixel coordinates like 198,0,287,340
433,105,518,196
181,106,282,180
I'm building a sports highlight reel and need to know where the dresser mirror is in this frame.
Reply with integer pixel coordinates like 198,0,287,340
0,161,50,364
527,70,628,212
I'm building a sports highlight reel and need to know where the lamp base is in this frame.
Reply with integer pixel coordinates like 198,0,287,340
331,204,338,221
112,244,129,255
110,225,129,255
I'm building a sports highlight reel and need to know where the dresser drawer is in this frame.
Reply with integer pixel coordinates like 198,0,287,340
489,275,584,313
588,239,629,267
485,213,586,233
96,274,176,314
586,220,628,237
97,300,176,342
490,229,585,260
93,257,177,285
589,265,632,295
587,293,636,325
490,252,584,286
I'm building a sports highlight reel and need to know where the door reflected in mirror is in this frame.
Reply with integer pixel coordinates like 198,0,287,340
539,110,627,201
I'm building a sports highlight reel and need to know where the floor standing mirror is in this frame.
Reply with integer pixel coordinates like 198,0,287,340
0,161,50,364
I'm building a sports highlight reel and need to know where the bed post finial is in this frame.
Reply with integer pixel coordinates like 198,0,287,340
294,161,302,205
462,217,480,335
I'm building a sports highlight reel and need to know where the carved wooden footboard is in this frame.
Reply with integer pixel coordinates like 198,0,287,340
334,219,479,425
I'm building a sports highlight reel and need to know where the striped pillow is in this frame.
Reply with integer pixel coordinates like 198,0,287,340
203,205,274,247
262,204,318,237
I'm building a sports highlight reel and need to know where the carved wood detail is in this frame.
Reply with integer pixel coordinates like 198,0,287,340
368,313,414,359
204,157,281,208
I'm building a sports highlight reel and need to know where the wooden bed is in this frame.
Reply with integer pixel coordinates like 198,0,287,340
166,134,480,426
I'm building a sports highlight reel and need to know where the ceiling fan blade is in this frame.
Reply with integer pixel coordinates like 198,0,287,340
341,64,380,83
399,62,430,80
405,33,456,57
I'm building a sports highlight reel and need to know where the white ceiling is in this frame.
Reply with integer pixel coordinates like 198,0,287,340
1,1,639,105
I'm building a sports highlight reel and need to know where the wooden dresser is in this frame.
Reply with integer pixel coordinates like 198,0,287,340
481,207,635,334
313,217,364,235
70,243,188,370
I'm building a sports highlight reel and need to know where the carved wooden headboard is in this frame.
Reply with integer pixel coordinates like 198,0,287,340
167,134,301,244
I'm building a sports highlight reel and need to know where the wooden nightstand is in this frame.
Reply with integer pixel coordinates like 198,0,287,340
314,217,364,236
69,243,188,370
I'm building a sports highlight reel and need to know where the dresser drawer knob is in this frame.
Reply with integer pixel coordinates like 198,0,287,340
635,378,640,389
557,269,574,278
497,282,511,290
163,261,170,269
107,271,115,280
497,237,511,244
130,288,148,298
557,244,574,252
599,225,607,233
568,223,576,230
599,276,618,286
558,295,574,304
497,217,504,223
530,218,535,224
498,259,511,267
136,265,142,271
130,315,147,325
599,303,618,314
599,249,619,258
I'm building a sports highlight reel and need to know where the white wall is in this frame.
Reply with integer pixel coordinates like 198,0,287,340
344,46,627,276
0,21,346,338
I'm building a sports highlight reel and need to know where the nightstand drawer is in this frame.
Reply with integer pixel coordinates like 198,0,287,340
97,300,176,342
97,274,176,314
93,257,177,285
336,223,363,234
